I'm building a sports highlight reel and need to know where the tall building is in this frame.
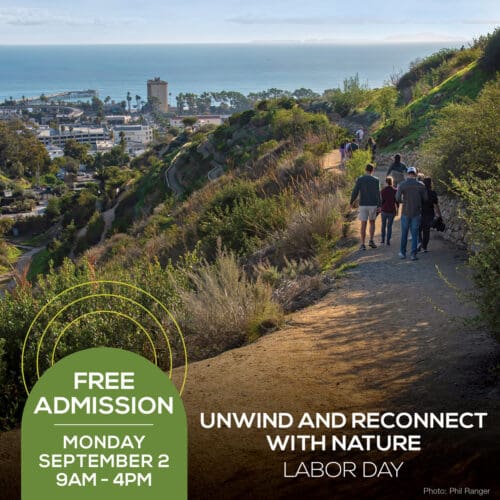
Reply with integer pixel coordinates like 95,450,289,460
147,77,168,112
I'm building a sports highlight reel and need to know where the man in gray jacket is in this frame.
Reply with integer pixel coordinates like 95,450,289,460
350,164,381,250
396,166,428,260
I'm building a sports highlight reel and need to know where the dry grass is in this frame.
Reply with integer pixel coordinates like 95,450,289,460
173,251,283,359
280,190,348,260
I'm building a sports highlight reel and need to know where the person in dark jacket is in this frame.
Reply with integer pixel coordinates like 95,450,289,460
366,137,377,163
419,177,442,252
396,167,428,260
350,164,381,250
380,176,398,245
386,154,407,187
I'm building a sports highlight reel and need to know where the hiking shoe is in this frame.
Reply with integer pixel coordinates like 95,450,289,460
380,239,385,244
417,243,422,252
411,254,418,261
360,244,366,250
368,240,377,248
387,241,391,246
423,249,429,253
398,252,406,259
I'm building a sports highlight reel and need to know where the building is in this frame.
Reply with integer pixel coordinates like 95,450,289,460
37,125,110,148
0,108,22,120
45,145,64,160
112,125,154,152
169,115,229,128
105,115,131,125
147,77,168,113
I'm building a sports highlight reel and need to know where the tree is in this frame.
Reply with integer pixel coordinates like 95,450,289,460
135,94,141,110
53,156,80,174
118,131,127,150
182,116,198,128
126,91,132,113
374,87,398,123
292,88,319,99
63,139,89,163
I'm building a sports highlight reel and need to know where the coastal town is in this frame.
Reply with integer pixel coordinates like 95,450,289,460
0,77,231,218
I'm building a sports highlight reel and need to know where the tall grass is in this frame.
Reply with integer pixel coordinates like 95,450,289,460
173,251,283,358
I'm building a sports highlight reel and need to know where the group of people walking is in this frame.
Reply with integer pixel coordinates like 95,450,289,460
349,155,442,261
340,128,377,166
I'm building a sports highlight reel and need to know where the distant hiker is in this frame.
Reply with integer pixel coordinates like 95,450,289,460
419,177,442,253
355,128,364,143
366,137,377,163
346,138,359,160
350,163,381,250
380,176,398,245
396,167,428,260
386,154,407,187
340,142,346,166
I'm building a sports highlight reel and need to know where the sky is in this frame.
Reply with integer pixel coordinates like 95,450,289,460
0,0,498,44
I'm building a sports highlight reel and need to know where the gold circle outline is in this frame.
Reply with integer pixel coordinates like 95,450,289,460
21,280,188,395
50,310,158,367
36,293,173,380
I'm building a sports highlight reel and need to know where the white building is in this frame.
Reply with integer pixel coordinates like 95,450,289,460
45,145,64,160
169,115,228,128
113,125,153,151
95,140,115,153
37,126,110,147
0,108,22,120
105,115,131,125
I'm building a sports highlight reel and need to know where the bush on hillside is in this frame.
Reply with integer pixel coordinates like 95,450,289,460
345,149,373,184
452,174,500,336
397,49,458,91
280,191,347,260
421,77,499,188
173,251,283,358
480,27,500,72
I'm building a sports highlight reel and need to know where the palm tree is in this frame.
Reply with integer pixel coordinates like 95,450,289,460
135,95,141,111
126,91,132,113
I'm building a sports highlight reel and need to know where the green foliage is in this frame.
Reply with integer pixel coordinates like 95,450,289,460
397,49,458,91
345,149,372,184
374,87,398,123
421,77,499,187
0,120,50,178
75,212,105,254
61,189,98,228
452,174,500,336
197,181,289,258
323,74,369,116
45,196,61,220
479,27,500,73
63,139,90,163
271,106,331,141
52,156,80,174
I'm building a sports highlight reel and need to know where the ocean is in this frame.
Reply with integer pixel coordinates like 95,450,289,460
0,43,457,104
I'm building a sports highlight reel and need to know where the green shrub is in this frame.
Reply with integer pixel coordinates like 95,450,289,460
421,77,499,188
452,174,500,336
345,149,373,184
197,186,289,258
480,27,500,73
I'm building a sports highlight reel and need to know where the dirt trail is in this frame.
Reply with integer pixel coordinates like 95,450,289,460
0,162,498,499
176,162,499,498
0,245,44,294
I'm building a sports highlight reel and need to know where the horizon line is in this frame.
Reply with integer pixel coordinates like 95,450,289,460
0,39,469,47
